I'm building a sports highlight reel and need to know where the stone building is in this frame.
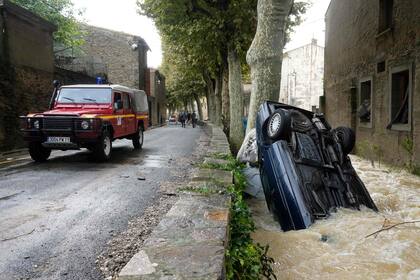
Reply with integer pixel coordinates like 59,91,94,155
56,24,169,125
146,69,167,126
58,24,150,90
324,0,420,166
0,0,56,150
280,39,324,111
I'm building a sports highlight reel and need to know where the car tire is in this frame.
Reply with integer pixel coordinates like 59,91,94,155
334,126,355,155
28,142,51,162
93,131,112,161
266,109,292,141
132,126,144,149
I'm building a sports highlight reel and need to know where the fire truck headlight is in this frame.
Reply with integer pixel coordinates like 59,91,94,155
33,120,40,129
81,120,90,130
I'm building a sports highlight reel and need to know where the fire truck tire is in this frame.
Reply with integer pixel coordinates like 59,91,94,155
93,131,112,161
29,142,51,162
132,126,144,149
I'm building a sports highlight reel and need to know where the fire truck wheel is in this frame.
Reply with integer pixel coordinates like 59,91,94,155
132,126,144,149
29,142,51,162
93,131,112,161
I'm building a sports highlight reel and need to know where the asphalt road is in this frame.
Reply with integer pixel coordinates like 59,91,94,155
0,125,202,280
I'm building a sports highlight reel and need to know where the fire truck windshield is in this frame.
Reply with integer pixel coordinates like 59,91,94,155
57,88,112,104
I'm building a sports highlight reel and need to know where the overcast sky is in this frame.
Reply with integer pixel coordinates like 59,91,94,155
72,0,331,68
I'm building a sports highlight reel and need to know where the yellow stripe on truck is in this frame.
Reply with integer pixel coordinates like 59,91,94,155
99,114,135,120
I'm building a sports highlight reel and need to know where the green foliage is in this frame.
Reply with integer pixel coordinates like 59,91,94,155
206,156,276,279
401,136,419,175
285,1,310,44
10,0,84,47
178,185,220,196
139,0,307,115
226,162,276,279
357,140,384,167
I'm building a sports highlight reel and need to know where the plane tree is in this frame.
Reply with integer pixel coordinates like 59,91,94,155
10,0,84,47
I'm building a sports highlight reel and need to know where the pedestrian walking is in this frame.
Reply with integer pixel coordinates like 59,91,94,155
187,112,191,126
180,111,186,128
192,111,197,128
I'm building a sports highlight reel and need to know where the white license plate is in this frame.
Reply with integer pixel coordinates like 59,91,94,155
47,137,71,143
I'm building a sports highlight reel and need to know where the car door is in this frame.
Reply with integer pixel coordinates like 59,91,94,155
122,92,136,134
113,92,124,137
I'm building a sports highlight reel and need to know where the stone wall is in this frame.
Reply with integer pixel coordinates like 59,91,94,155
54,67,96,86
72,24,149,89
324,0,420,166
0,0,56,150
280,40,324,111
146,69,167,126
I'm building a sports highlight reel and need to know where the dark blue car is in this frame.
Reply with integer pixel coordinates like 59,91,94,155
256,101,377,231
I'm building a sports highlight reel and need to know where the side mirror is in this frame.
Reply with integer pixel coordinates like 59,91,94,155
53,80,61,88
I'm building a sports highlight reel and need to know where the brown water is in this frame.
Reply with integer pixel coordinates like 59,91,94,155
248,156,420,280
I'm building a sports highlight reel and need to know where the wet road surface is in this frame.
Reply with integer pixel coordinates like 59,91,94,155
0,125,202,280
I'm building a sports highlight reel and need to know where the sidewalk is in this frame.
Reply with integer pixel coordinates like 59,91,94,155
119,124,233,279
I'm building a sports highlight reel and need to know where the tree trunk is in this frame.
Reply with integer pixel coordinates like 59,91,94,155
193,93,203,120
228,47,244,154
204,72,216,122
205,90,210,121
221,64,230,134
214,72,223,126
246,0,293,134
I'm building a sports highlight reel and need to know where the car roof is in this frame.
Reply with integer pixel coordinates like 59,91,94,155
60,84,145,94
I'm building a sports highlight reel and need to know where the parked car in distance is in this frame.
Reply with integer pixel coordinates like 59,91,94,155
21,83,149,162
256,101,377,231
168,114,177,125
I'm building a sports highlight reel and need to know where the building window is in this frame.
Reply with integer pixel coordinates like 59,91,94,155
358,78,373,127
378,0,393,33
377,61,386,73
388,65,412,130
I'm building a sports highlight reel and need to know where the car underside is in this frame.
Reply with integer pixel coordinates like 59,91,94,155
256,101,378,231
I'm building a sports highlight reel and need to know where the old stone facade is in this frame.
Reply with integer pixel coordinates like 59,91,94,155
146,69,167,126
59,24,149,90
324,0,420,166
0,0,56,150
280,39,324,111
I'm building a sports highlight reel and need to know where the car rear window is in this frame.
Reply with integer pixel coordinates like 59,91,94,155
57,88,112,104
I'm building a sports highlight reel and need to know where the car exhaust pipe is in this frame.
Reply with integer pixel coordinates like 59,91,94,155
49,80,61,110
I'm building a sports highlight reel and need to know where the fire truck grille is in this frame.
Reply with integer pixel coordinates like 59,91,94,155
43,118,74,130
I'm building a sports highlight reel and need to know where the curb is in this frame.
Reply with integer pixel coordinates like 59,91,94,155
119,124,233,280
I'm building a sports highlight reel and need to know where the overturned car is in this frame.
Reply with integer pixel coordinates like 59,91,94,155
256,101,377,231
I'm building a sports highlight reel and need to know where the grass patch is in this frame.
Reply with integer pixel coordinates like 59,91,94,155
199,154,276,278
226,166,276,280
210,152,234,161
178,185,220,196
208,157,276,280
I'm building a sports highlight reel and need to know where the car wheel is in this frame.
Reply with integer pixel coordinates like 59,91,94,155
132,126,144,149
334,126,355,154
93,131,112,161
266,109,291,141
28,142,51,162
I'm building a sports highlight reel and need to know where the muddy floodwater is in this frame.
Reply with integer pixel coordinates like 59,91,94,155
248,156,420,280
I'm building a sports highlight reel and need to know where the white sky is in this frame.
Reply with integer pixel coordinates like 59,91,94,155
72,0,331,68
72,0,162,68
285,0,331,51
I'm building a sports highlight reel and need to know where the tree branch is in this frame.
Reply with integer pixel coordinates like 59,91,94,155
365,220,420,238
